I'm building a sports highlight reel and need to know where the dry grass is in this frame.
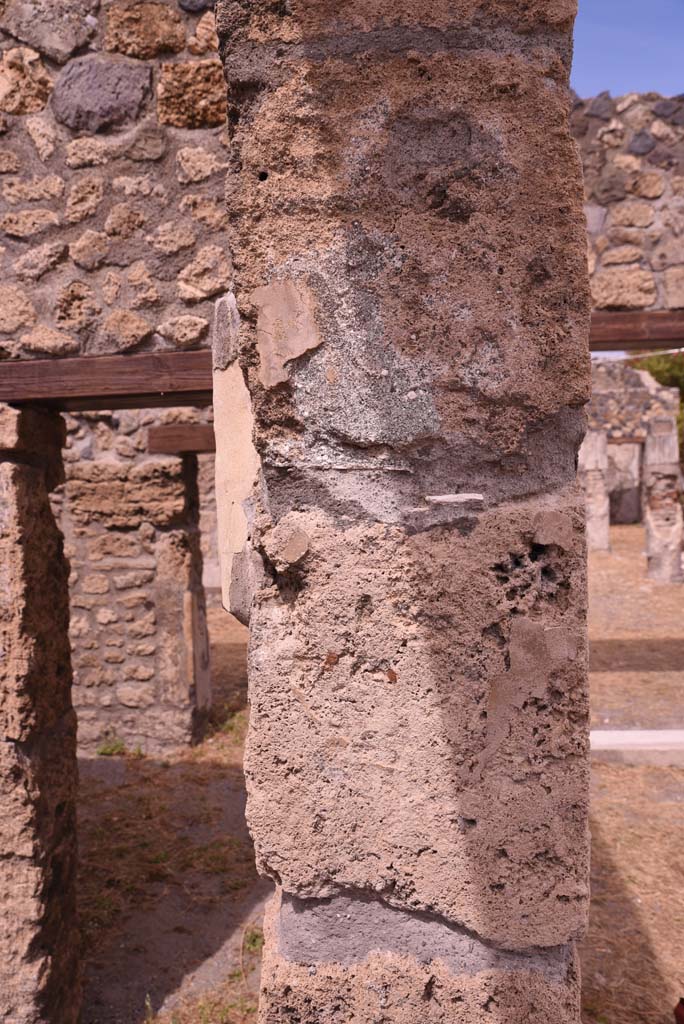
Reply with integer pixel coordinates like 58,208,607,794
580,764,684,1024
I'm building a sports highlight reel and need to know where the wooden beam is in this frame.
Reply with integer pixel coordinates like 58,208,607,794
590,311,684,352
0,350,213,412
1,313,684,414
147,423,216,454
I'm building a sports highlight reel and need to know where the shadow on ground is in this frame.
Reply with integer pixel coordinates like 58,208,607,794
78,608,271,1024
580,764,684,1024
590,637,684,673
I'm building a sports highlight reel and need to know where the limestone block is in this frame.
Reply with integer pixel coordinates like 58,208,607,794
178,244,232,301
65,175,104,223
105,1,186,59
51,54,152,133
591,267,656,309
0,0,97,63
157,59,227,128
176,145,225,183
609,200,655,227
157,314,209,348
0,285,36,334
99,309,154,352
69,229,110,270
0,47,52,114
0,207,59,238
20,325,79,356
2,174,64,204
664,266,684,308
55,281,101,331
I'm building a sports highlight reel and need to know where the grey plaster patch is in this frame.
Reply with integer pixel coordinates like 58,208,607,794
278,893,572,982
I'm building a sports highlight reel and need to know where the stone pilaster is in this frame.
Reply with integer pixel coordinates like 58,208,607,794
214,1,591,1018
644,416,683,582
0,404,80,1024
579,429,611,552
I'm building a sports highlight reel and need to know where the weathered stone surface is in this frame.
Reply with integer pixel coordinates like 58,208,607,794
13,241,67,280
188,11,219,54
55,281,101,331
149,220,197,254
105,1,186,59
178,243,231,301
0,207,59,238
214,0,590,1013
0,0,97,63
0,150,20,174
69,229,110,270
591,267,656,309
0,46,52,114
99,309,154,351
664,266,684,308
157,59,226,128
609,199,654,228
104,201,145,237
51,55,152,133
65,175,104,223
176,145,224,183
2,174,64,204
24,113,58,160
157,314,209,347
20,325,79,355
0,410,79,1024
0,285,36,333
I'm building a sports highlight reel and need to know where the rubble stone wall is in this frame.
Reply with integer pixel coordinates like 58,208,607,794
0,0,230,361
214,0,591,1019
587,360,680,525
0,405,80,1024
572,91,684,311
52,407,211,755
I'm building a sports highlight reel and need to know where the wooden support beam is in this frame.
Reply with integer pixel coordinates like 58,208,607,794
590,311,684,352
0,350,213,411
147,423,216,454
0,313,683,414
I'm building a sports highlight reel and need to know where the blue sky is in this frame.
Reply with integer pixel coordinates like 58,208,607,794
572,0,684,98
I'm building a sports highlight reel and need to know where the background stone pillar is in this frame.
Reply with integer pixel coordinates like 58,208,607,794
0,404,80,1024
214,2,591,1020
579,429,611,552
643,416,683,582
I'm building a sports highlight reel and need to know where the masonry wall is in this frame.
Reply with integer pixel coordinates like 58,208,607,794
0,0,229,360
214,1,591,1019
572,91,684,310
51,407,211,755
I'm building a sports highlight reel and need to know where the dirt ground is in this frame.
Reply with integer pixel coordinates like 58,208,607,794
589,525,684,730
79,607,271,1024
77,528,684,1023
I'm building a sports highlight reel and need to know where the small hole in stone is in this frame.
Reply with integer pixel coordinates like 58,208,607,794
258,170,269,181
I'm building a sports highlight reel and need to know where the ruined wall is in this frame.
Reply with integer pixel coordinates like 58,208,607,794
572,91,684,310
0,405,79,1023
214,1,591,1020
0,0,229,360
587,360,680,526
51,408,211,755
